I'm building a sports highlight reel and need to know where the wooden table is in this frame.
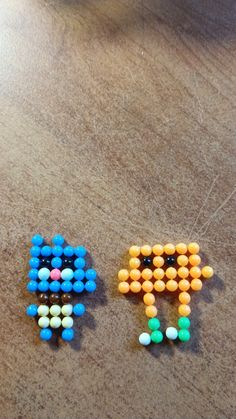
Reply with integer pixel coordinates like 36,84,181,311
1,1,235,418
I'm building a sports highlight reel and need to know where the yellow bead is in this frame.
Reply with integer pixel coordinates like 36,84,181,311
177,255,189,266
178,304,191,316
154,280,166,292
130,281,142,293
118,269,129,281
152,244,163,256
143,292,155,305
190,266,201,279
164,243,175,255
153,268,165,280
188,242,200,254
141,245,152,256
118,282,129,294
166,280,178,292
145,305,158,318
176,243,187,254
191,278,203,291
202,266,214,279
165,267,177,280
129,245,140,257
189,254,201,266
153,256,164,268
130,269,141,281
179,292,191,304
142,280,154,293
178,267,189,279
141,268,153,281
129,257,141,269
178,279,190,291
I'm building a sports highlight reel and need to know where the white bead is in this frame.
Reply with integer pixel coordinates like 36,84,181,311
50,305,61,317
38,267,50,280
61,268,74,281
62,316,73,329
166,327,178,340
61,304,73,316
50,317,61,329
38,305,49,317
138,332,151,346
38,316,50,328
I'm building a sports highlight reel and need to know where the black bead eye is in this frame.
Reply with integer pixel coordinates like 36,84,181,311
143,257,152,266
41,258,51,267
166,256,176,266
63,258,73,268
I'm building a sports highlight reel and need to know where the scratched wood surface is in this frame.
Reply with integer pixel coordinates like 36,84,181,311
0,0,236,418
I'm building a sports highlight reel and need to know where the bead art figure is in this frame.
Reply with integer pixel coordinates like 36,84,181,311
26,234,97,342
118,243,214,346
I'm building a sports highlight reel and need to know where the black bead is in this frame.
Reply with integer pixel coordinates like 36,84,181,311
143,257,152,266
166,256,176,265
63,258,73,268
41,258,51,267
49,293,61,304
38,293,49,303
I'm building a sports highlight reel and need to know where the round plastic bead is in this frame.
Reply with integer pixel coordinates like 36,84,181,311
202,266,214,279
52,234,64,246
61,328,74,341
188,242,200,254
142,281,153,293
85,269,97,281
38,281,49,292
61,281,73,293
52,246,63,257
29,257,40,269
191,278,202,291
166,267,177,280
41,246,52,257
73,281,85,293
74,246,87,258
118,282,129,294
153,256,164,268
129,246,140,257
153,268,164,280
27,280,38,292
143,257,152,266
148,318,160,331
130,281,142,293
152,244,163,256
179,329,191,342
49,281,61,293
166,280,178,292
40,328,52,341
129,258,140,269
178,267,189,279
85,280,96,293
166,327,178,340
189,254,201,266
177,255,188,267
139,332,151,346
141,245,152,256
61,268,74,281
166,256,176,266
50,305,61,317
61,304,73,316
178,317,191,329
38,316,50,328
145,305,158,318
151,330,163,343
50,269,61,280
28,269,38,280
38,305,49,317
143,293,155,306
141,268,153,281
51,257,62,269
118,269,129,281
31,234,43,246
154,280,165,292
175,243,187,254
178,304,191,317
74,258,85,269
164,243,175,255
130,269,141,281
38,294,49,304
38,268,50,281
179,292,191,304
61,293,72,304
30,246,41,257
190,266,201,279
178,279,190,291
50,317,61,329
26,304,38,317
74,269,85,281
73,303,85,317
62,316,73,329
64,246,74,257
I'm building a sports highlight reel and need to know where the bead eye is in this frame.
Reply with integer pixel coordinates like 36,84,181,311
166,256,176,266
41,258,51,268
63,258,73,268
142,257,152,267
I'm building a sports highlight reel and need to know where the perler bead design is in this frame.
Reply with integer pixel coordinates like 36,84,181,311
26,234,97,342
118,243,214,346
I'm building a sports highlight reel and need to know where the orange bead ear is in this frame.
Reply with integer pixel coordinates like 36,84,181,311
201,266,214,279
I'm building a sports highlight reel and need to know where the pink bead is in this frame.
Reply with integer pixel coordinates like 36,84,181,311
50,269,61,280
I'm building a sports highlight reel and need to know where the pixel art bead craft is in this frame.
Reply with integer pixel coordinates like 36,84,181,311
26,234,97,342
118,243,214,346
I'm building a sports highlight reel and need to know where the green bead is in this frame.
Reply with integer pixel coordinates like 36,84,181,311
151,330,163,343
178,329,191,342
178,317,191,329
148,318,160,331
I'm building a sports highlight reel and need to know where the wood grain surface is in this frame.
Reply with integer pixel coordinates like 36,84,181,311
0,0,236,418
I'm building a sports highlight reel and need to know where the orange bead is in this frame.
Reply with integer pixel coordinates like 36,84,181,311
165,267,177,280
176,243,187,254
177,255,189,267
189,254,201,266
130,281,142,293
166,280,178,292
141,245,152,256
130,269,141,281
153,268,164,280
178,304,191,316
154,280,165,292
118,269,129,281
129,245,140,257
178,267,189,279
152,244,163,256
188,242,200,254
178,279,190,291
179,291,191,304
190,266,201,279
141,268,153,281
145,305,158,318
164,243,175,255
118,282,130,294
142,280,153,293
191,278,202,291
153,256,164,268
202,266,214,279
143,292,155,306
129,257,141,269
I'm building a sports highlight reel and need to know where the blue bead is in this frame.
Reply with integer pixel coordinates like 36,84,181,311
51,257,62,268
85,280,96,293
40,328,52,341
29,257,40,268
30,246,41,257
73,281,85,293
61,281,72,293
85,269,97,281
74,258,85,269
26,304,38,316
41,245,52,257
27,281,38,292
52,246,63,257
38,281,49,292
31,234,43,246
64,246,74,257
28,269,38,280
74,269,85,281
61,328,74,341
52,234,65,246
74,246,87,258
50,281,61,293
73,303,86,317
